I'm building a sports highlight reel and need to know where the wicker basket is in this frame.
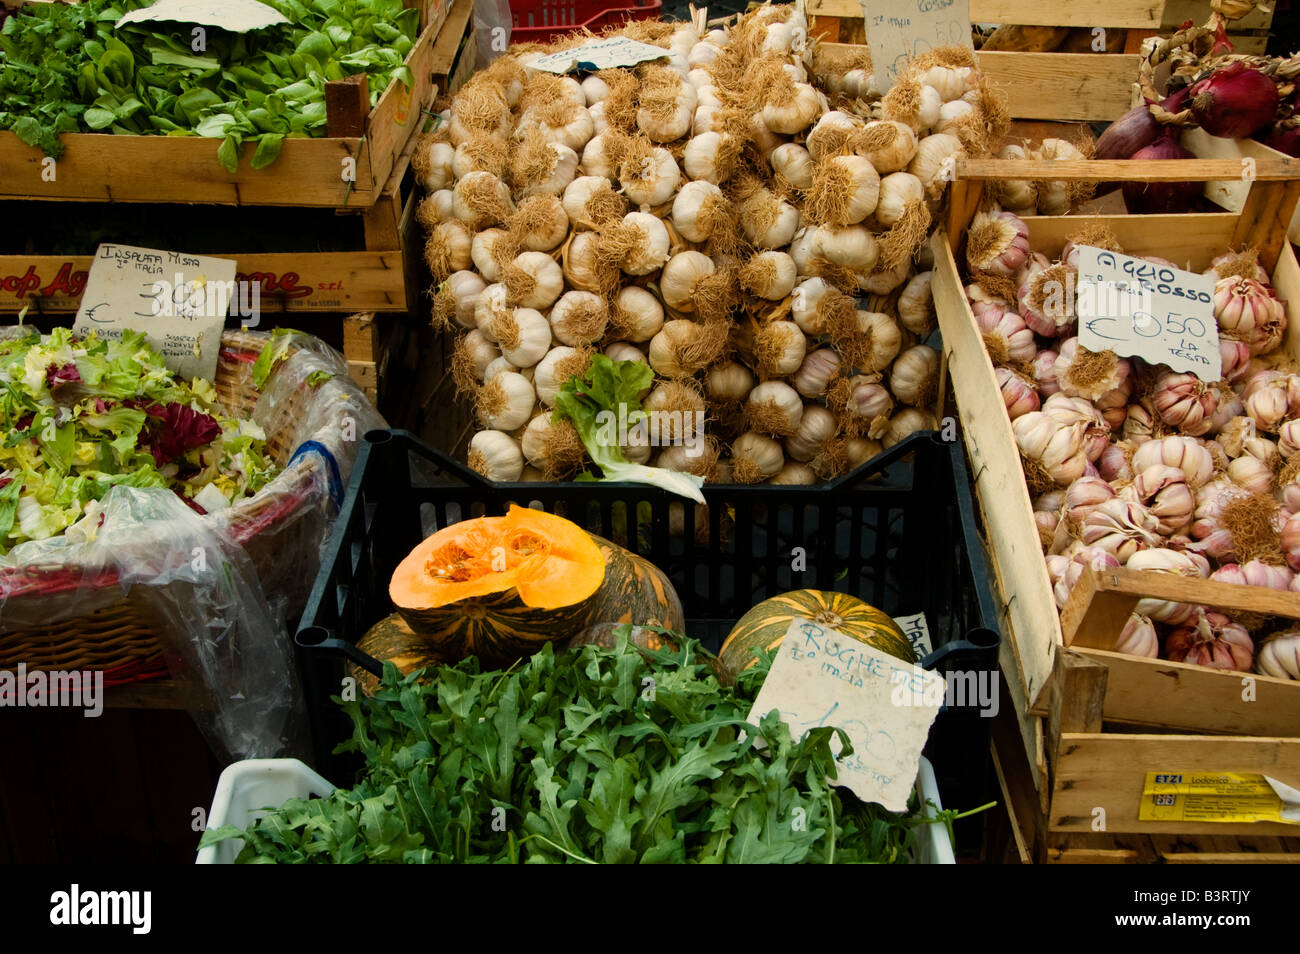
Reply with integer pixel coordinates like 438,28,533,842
0,328,361,681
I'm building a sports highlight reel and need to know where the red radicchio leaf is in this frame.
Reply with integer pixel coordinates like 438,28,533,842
135,402,222,466
45,363,82,387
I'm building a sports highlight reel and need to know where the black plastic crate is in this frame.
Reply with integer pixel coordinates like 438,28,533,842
295,428,1003,853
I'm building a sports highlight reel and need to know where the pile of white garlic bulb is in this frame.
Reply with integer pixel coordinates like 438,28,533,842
413,3,1009,485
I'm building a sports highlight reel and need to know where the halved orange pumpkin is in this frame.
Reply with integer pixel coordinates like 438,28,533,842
389,506,682,667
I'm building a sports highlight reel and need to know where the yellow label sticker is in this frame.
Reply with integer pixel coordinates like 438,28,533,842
1138,772,1300,825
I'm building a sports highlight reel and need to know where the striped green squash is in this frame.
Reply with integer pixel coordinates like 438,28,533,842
718,590,915,683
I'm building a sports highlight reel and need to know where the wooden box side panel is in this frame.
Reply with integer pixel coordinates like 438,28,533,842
977,52,1140,122
1076,647,1300,737
930,230,1060,706
1050,733,1300,836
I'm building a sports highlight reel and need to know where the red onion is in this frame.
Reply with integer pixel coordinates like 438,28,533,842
1121,134,1201,214
1166,611,1254,671
1190,63,1280,140
1095,103,1162,160
1258,124,1300,158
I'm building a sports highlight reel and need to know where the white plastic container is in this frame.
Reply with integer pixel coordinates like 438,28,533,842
913,756,957,865
198,755,955,864
195,758,335,865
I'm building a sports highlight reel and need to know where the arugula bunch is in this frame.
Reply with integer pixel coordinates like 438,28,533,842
201,638,951,863
0,0,418,170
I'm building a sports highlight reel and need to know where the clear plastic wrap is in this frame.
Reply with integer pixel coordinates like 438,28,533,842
474,0,512,65
0,328,384,762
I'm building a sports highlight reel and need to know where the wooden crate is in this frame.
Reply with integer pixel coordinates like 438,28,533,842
0,0,453,208
1181,127,1300,249
0,125,423,315
805,0,1272,54
933,157,1300,844
990,658,1300,862
432,0,479,101
813,42,1140,123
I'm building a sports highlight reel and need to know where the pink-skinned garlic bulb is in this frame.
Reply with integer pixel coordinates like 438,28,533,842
1256,630,1300,680
1062,477,1116,534
1013,412,1089,490
1126,547,1209,624
1053,338,1130,406
1042,393,1109,462
1152,371,1219,437
972,301,1037,364
1211,560,1293,590
1131,435,1215,490
1119,465,1195,536
1077,498,1161,562
1098,441,1135,483
965,211,1030,277
1031,350,1060,398
1214,276,1287,356
1052,546,1120,608
995,366,1040,420
1114,613,1159,658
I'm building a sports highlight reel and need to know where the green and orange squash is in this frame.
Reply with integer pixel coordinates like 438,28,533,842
388,505,685,668
717,589,915,683
350,613,448,695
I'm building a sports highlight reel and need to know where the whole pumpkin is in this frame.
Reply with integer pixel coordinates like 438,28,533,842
390,506,684,667
718,590,915,683
350,613,447,695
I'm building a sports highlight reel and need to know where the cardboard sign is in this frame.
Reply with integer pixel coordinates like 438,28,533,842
73,244,237,383
745,618,944,811
892,612,933,658
116,0,289,32
1075,246,1220,382
858,0,973,93
526,37,669,74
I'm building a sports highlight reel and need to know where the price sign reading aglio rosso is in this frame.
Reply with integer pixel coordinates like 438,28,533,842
1075,245,1220,382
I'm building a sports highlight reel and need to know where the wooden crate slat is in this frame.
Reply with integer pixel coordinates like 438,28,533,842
976,52,1140,122
808,0,1164,28
2,251,407,313
815,43,1141,123
432,0,477,95
931,228,1060,706
1074,648,1300,737
1050,733,1300,835
809,0,1273,30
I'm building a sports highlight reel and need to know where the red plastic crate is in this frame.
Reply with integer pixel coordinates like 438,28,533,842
509,0,664,44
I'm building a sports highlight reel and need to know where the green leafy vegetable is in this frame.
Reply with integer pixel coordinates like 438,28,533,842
0,329,277,554
553,355,706,504
201,637,967,864
0,0,419,166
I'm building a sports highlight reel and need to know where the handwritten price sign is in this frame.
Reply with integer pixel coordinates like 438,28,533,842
858,0,972,94
1075,246,1220,382
746,618,943,810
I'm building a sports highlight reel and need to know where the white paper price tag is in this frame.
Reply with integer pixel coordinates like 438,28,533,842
858,0,972,94
116,0,289,32
526,37,669,74
73,244,237,383
745,618,944,811
1075,245,1220,382
892,612,933,658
